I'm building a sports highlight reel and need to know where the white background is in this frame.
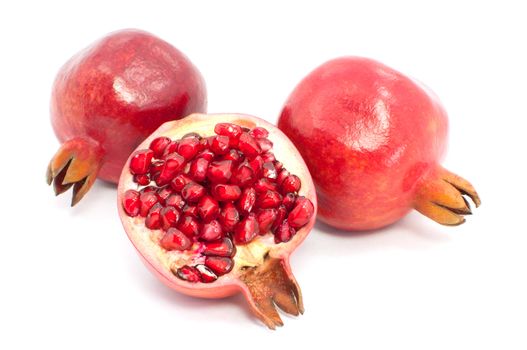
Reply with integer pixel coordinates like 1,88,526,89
1,1,526,349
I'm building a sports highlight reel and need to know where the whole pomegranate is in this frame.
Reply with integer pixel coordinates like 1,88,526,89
278,57,480,230
117,113,316,329
47,29,206,205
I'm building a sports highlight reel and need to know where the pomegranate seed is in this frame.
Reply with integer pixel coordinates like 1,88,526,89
157,187,173,205
140,186,157,193
166,194,185,209
205,256,234,276
210,135,230,155
234,213,259,244
196,149,215,161
133,173,150,185
162,141,179,157
277,169,290,185
199,220,223,241
258,139,273,153
249,126,269,139
160,206,181,230
282,192,296,210
197,195,220,222
156,153,185,186
139,192,159,217
214,123,242,139
182,132,202,140
231,163,255,187
237,187,256,215
212,184,242,201
274,220,295,243
189,158,210,182
122,190,141,217
177,137,200,160
160,228,191,250
238,132,261,158
150,160,165,176
223,149,242,164
281,175,301,193
254,178,278,193
202,237,235,257
182,204,198,217
249,156,264,176
175,265,201,283
256,190,282,209
170,173,193,192
274,161,283,171
218,203,240,233
256,209,277,233
149,137,172,158
207,160,233,183
181,183,206,203
262,151,276,163
262,162,277,180
145,203,163,229
177,216,201,238
288,197,315,228
272,205,288,232
195,265,218,283
129,149,154,175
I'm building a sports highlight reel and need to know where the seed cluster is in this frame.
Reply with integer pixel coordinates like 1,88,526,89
122,123,314,283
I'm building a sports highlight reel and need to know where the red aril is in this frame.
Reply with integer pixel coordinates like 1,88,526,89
47,29,206,206
278,57,480,230
118,114,316,329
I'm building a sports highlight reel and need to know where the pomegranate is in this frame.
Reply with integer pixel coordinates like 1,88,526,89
278,57,480,230
117,113,316,329
47,29,206,205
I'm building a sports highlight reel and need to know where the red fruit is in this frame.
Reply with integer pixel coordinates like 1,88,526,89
177,216,201,238
129,149,154,175
47,29,206,205
207,160,233,183
238,133,261,158
288,197,315,229
212,184,242,202
202,238,236,257
170,174,192,192
122,190,141,217
181,183,206,203
204,256,234,276
199,220,224,242
278,57,480,230
197,195,220,222
149,137,172,158
237,187,257,215
178,137,201,160
210,135,230,155
281,175,301,194
274,220,295,243
145,203,163,229
118,114,317,329
233,214,259,244
160,206,181,230
160,228,192,251
139,192,159,217
133,174,151,186
218,203,240,233
189,158,210,182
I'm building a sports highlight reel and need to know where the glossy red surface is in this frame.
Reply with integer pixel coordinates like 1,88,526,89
278,57,449,230
51,29,206,183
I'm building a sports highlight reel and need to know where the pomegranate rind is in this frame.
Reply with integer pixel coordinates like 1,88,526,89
117,113,317,298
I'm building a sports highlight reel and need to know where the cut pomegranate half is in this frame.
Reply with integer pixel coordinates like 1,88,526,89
117,113,317,329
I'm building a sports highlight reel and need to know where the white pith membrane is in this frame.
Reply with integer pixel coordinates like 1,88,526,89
117,114,317,329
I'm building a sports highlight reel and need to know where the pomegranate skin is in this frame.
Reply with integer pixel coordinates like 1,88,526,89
51,29,206,184
278,57,457,230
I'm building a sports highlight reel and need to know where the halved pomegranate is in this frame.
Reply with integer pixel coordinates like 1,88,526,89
117,113,316,329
